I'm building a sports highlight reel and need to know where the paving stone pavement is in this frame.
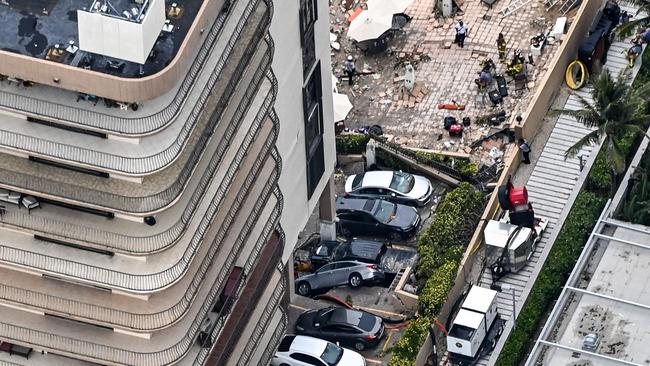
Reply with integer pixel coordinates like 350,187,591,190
333,0,567,164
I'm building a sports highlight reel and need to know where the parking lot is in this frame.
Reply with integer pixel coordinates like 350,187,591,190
287,160,447,363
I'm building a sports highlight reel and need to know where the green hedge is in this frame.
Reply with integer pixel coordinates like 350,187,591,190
335,134,370,154
389,183,484,366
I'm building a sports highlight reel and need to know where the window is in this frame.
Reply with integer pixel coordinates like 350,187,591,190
299,0,318,75
304,62,325,199
290,352,325,366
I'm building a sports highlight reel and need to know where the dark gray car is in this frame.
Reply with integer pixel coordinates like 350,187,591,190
295,307,385,351
295,260,385,296
336,197,421,241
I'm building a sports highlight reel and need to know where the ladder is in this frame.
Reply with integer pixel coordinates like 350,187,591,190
545,0,561,10
558,0,581,14
500,0,532,16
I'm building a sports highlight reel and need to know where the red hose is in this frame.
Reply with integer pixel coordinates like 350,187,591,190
385,321,410,330
313,293,353,308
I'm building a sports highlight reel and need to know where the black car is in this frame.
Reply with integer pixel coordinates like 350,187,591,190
295,307,385,351
336,197,421,241
309,239,387,270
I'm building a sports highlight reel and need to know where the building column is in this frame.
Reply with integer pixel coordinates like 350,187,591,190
318,175,336,241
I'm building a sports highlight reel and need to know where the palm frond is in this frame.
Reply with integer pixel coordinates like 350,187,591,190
617,16,650,39
565,130,601,159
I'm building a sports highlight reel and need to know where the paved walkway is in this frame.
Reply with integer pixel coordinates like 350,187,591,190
333,0,558,166
471,2,644,365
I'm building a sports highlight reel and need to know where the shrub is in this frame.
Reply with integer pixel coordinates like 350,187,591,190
335,134,370,154
389,184,484,365
388,317,430,366
417,183,484,279
419,259,461,317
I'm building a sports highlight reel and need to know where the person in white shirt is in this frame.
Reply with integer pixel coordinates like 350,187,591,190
455,20,468,48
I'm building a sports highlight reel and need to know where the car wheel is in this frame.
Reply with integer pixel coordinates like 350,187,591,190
297,281,311,296
349,273,363,288
496,324,504,337
489,338,497,350
340,226,352,237
354,340,366,351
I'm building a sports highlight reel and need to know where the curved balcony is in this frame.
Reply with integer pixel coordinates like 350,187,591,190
0,0,269,176
0,192,284,366
0,154,280,332
0,38,274,217
0,0,251,108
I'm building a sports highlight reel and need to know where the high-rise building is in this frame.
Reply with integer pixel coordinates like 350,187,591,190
0,0,334,365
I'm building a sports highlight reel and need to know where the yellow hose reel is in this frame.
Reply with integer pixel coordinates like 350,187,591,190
565,60,589,90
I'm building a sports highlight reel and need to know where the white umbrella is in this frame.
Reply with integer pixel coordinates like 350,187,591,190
366,0,414,14
347,10,393,42
332,92,353,122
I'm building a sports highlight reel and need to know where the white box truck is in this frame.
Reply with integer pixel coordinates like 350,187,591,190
447,286,505,365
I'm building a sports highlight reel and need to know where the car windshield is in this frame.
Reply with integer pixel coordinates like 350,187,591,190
389,172,415,193
351,174,364,190
320,342,344,365
373,200,396,223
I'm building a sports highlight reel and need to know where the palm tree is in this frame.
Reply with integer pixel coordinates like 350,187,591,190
553,69,650,190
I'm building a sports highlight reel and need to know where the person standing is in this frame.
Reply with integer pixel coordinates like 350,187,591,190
344,55,356,86
519,138,531,164
455,20,468,48
497,33,507,62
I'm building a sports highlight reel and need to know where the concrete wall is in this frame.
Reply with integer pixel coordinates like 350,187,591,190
0,0,225,102
271,0,336,264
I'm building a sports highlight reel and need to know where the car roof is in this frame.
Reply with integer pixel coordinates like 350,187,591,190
325,307,363,326
359,171,394,188
288,335,328,354
347,240,384,257
336,197,377,212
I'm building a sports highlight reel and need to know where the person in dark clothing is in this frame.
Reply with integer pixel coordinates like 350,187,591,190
519,138,531,164
497,33,507,62
344,55,356,86
455,20,468,48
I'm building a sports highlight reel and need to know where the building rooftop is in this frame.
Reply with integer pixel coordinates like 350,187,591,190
0,0,203,78
527,214,650,366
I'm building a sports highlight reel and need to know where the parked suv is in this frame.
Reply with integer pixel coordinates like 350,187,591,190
345,170,433,207
336,197,420,240
295,307,385,351
309,238,387,270
295,260,385,296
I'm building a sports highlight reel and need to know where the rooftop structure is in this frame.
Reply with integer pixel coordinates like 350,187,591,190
0,0,336,364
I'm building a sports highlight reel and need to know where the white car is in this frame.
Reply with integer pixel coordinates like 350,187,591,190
272,335,366,366
345,171,433,207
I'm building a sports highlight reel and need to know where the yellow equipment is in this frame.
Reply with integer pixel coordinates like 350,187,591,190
565,60,588,90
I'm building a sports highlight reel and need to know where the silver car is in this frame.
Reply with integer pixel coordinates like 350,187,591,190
296,261,386,296
345,170,433,207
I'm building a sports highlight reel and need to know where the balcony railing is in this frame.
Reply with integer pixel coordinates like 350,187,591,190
0,71,277,261
0,152,281,331
0,0,270,177
0,0,243,136
0,173,283,366
0,115,278,292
